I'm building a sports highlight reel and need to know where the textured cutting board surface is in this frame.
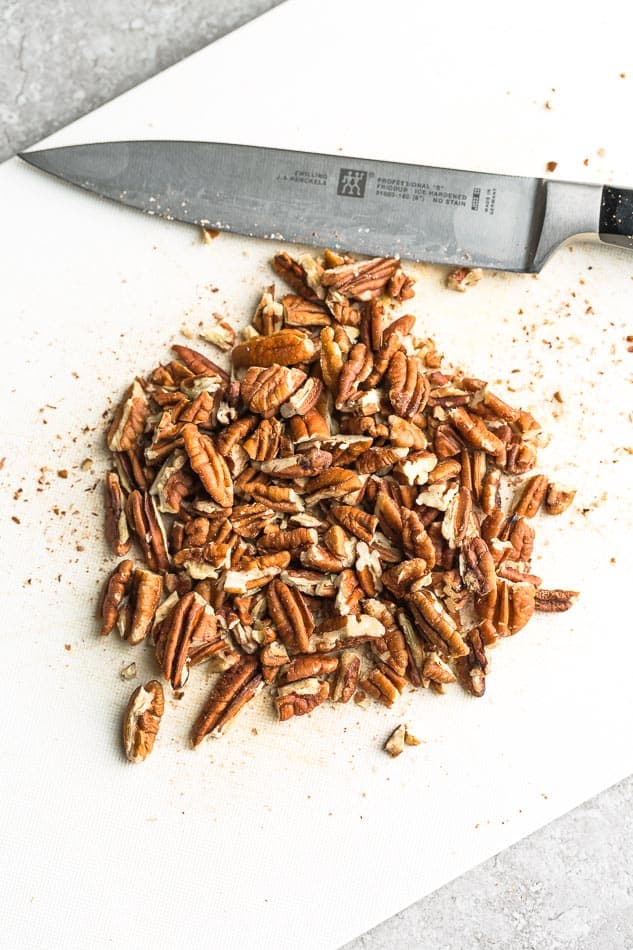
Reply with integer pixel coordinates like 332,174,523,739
1,2,632,948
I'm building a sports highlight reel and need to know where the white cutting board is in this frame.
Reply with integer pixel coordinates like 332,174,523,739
1,1,632,948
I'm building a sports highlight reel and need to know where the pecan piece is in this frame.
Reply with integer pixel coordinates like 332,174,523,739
172,344,229,383
266,578,315,653
321,257,401,300
455,627,488,697
406,589,469,658
258,526,318,553
107,380,149,453
544,483,577,515
382,559,431,598
512,474,549,518
100,559,134,635
356,446,408,475
387,415,428,450
460,537,496,596
104,471,130,556
387,352,430,419
535,589,579,611
279,377,323,418
401,508,436,565
305,467,362,504
125,490,170,572
359,664,406,707
493,580,536,636
448,407,505,455
230,503,275,539
123,680,164,763
240,364,307,416
191,656,261,745
155,590,217,689
446,266,483,292
117,568,163,644
276,678,330,721
331,651,361,702
330,504,377,543
364,599,408,677
243,417,283,461
260,640,290,684
232,329,316,369
272,252,320,301
320,326,345,392
336,343,374,408
182,424,233,507
441,486,474,549
252,285,284,335
279,654,339,684
283,294,331,328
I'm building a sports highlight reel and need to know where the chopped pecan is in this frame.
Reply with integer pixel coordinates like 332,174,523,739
216,415,258,455
364,599,408,677
125,490,170,572
172,344,229,383
406,589,469,657
493,580,536,636
304,467,362,504
107,380,149,453
289,408,330,443
331,504,377,543
336,343,374,408
400,508,436,565
243,417,283,461
192,656,262,745
301,543,349,574
387,352,430,419
545,483,576,515
387,414,428,450
355,541,383,596
319,326,345,392
441,486,474,549
460,537,496,596
384,723,406,757
455,627,488,697
324,525,356,564
260,640,290,684
259,448,333,479
117,568,163,644
382,559,431,598
123,680,164,763
448,407,505,455
276,678,330,720
388,267,416,300
321,257,400,300
331,650,361,702
229,503,274,539
512,474,549,518
356,446,408,475
258,526,318,553
279,377,323,418
359,663,406,707
182,424,233,507
233,329,317,369
100,559,134,635
272,252,320,301
199,314,236,351
283,294,330,328
279,654,338,684
266,578,315,653
335,568,364,616
446,267,483,292
280,569,337,598
252,285,284,335
535,589,579,611
104,471,130,556
240,365,307,416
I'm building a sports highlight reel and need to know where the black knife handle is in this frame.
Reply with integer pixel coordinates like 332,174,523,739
600,186,633,248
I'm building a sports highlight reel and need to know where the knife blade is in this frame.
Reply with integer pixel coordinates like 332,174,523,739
18,140,633,272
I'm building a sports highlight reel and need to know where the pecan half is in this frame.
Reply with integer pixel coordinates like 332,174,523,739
155,590,218,689
448,407,505,455
460,537,496,596
331,504,377,543
182,424,233,507
117,568,163,644
283,294,331,328
272,252,320,301
240,365,307,416
455,627,488,697
123,680,164,763
232,329,316,369
192,656,261,745
512,474,549,519
387,352,430,419
279,654,338,684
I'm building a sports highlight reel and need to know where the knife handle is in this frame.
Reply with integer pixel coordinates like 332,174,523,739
599,186,633,248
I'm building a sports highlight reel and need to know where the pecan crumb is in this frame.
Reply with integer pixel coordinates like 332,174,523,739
546,161,558,173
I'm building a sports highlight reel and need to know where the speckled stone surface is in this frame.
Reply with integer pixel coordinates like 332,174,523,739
2,3,632,948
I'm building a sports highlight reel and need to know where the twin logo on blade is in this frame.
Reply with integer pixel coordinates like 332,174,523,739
337,168,368,198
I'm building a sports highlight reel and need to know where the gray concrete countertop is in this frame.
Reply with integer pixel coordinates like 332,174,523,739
2,3,631,947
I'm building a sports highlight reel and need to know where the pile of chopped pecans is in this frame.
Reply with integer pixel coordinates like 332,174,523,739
102,249,579,762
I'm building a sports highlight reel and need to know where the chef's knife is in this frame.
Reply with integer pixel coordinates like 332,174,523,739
19,141,633,272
